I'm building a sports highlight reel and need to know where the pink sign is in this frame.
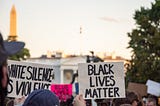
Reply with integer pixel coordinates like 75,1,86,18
50,84,72,101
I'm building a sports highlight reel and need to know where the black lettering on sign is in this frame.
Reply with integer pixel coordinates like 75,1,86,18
8,64,26,79
49,69,54,81
108,87,113,97
16,81,32,96
92,89,98,98
98,76,105,86
8,65,11,77
103,88,108,97
37,68,43,81
33,67,38,81
17,65,22,78
96,88,102,98
26,66,32,80
89,77,95,87
33,82,39,90
42,68,53,82
46,68,51,82
8,79,13,93
89,75,115,87
108,64,114,74
8,64,18,78
42,69,48,81
114,87,120,97
98,65,104,75
16,81,23,95
95,76,98,86
88,64,94,75
20,65,26,79
84,87,120,98
88,64,114,76
33,82,51,90
26,66,54,82
104,64,114,74
85,89,92,98
109,75,115,86
23,81,32,96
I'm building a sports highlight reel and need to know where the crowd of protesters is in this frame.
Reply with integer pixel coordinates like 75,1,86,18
94,91,159,106
60,91,159,106
0,32,160,106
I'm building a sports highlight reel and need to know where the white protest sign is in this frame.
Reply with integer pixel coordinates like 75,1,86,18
78,62,125,99
7,60,59,98
146,80,160,97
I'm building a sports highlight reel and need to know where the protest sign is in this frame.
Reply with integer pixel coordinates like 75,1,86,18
146,80,160,96
7,60,58,98
127,82,147,97
50,84,72,101
78,62,125,99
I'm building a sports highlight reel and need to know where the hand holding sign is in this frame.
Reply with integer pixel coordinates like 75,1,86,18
73,95,86,106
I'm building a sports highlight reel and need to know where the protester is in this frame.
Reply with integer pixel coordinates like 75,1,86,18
0,33,25,106
146,95,158,106
147,98,157,106
95,99,110,106
127,92,139,106
23,89,60,106
113,98,131,106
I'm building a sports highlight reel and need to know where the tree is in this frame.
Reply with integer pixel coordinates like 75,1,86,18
9,48,30,61
126,0,160,84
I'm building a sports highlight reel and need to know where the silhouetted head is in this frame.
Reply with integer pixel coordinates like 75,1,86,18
0,32,25,105
23,89,60,106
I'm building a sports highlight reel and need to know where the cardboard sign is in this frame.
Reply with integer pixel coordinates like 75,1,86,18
146,80,160,97
50,84,72,101
7,60,57,98
127,82,147,97
78,62,125,99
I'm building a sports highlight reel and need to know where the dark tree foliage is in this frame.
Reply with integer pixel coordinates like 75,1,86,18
126,0,160,84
